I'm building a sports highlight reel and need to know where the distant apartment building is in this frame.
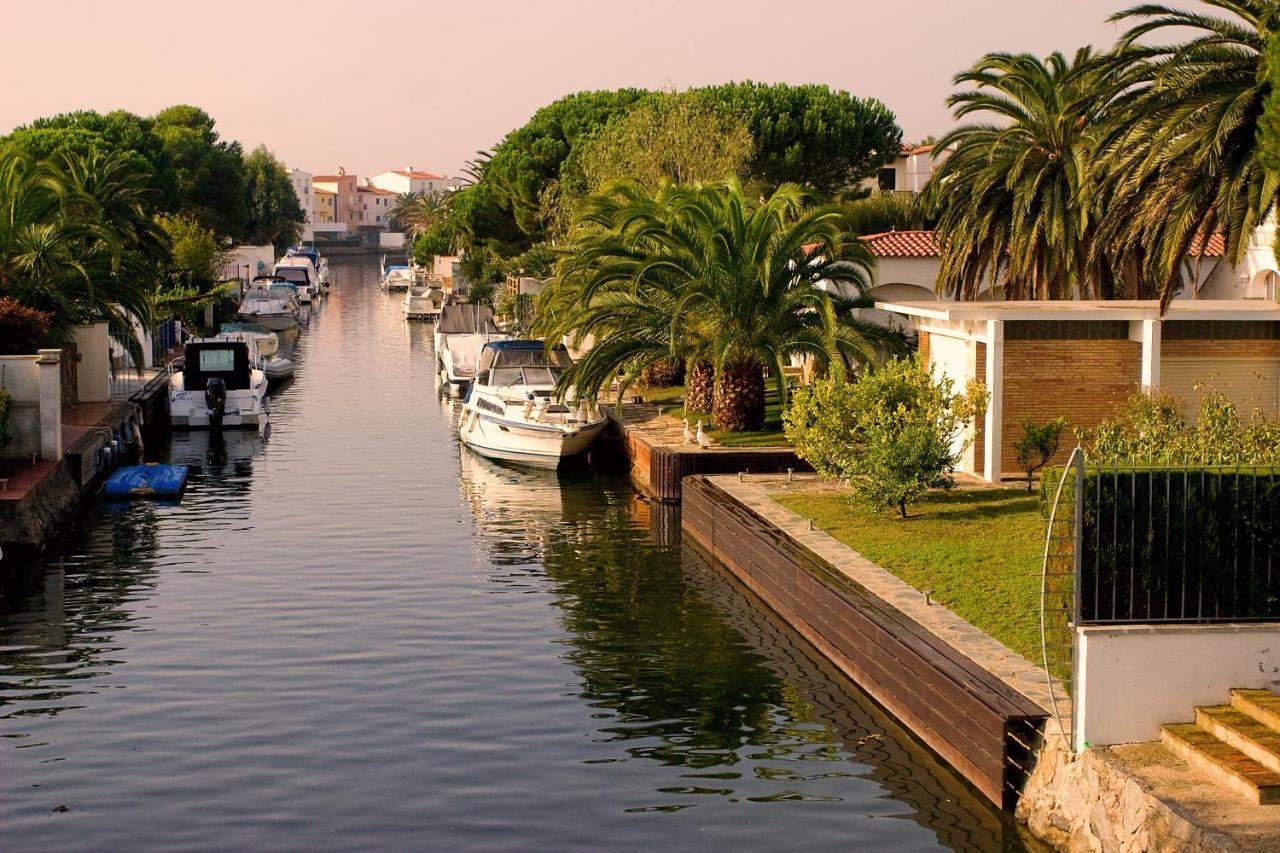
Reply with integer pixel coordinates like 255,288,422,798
315,188,337,223
357,184,397,228
369,167,461,196
313,167,360,234
288,168,315,242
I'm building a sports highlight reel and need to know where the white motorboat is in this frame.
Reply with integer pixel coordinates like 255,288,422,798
213,326,294,383
403,283,444,320
286,246,330,290
274,260,319,304
168,339,269,430
457,340,607,467
237,276,300,331
381,259,413,291
219,322,279,357
436,304,507,395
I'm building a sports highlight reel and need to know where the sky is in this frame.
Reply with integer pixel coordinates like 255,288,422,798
2,0,1134,178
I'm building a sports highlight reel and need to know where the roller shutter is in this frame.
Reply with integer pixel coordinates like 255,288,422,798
1161,357,1280,422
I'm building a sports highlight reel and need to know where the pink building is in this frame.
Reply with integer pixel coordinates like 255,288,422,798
313,167,360,232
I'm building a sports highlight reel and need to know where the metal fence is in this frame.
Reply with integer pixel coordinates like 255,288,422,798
1078,465,1280,624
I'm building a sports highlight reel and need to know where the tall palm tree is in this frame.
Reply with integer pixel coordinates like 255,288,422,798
0,148,160,362
388,190,451,244
539,180,901,431
1099,1,1280,306
923,48,1118,300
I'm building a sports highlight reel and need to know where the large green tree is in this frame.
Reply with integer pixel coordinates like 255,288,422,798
242,145,304,250
1100,1,1280,305
540,180,901,431
151,105,247,239
701,81,901,196
1,109,179,210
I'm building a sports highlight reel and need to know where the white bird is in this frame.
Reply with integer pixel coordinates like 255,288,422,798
682,418,695,444
696,420,711,449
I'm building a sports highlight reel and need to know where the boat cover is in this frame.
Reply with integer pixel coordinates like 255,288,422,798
104,464,189,498
438,304,500,335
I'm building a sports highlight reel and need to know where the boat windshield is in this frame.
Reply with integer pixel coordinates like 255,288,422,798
490,367,562,387
275,267,310,285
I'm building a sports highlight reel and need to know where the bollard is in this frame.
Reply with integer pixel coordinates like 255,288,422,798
808,518,815,531
786,468,793,483
924,589,934,606
738,471,744,483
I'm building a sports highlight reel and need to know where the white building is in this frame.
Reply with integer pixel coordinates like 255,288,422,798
288,168,315,242
369,168,462,196
357,183,397,229
863,144,948,194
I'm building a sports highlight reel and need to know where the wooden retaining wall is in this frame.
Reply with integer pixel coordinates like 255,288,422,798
681,475,1046,808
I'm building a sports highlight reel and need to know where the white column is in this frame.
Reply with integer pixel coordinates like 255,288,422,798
983,320,1004,483
36,348,62,461
1138,318,1162,392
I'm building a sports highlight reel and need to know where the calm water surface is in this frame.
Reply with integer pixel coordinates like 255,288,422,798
0,259,1037,851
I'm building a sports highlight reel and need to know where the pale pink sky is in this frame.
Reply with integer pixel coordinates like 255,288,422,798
4,0,1130,178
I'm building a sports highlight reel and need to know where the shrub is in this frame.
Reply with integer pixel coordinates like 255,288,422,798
0,298,54,355
784,355,987,517
1014,417,1069,492
1077,388,1280,465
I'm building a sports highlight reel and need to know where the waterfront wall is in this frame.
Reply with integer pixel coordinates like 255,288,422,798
0,350,63,461
681,475,1046,807
1075,623,1280,750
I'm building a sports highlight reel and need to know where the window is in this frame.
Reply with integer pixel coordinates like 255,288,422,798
878,168,896,191
199,348,236,372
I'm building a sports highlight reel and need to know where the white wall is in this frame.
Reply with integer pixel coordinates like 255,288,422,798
925,332,979,471
1075,624,1280,750
0,351,62,459
221,245,276,284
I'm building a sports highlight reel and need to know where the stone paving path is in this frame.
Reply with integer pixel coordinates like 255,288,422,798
708,473,1071,744
603,402,719,449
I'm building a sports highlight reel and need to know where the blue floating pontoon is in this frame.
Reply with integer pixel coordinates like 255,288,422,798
104,464,189,498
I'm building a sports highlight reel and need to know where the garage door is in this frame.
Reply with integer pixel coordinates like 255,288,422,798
1161,357,1280,422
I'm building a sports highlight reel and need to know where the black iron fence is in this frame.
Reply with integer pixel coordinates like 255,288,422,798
1077,466,1280,624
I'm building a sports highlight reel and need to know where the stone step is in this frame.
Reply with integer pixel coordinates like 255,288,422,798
1232,689,1280,732
1161,723,1280,805
1196,705,1280,775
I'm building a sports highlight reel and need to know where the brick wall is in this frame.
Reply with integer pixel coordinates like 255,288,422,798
968,342,986,476
918,330,931,365
1161,340,1280,358
1000,339,1142,475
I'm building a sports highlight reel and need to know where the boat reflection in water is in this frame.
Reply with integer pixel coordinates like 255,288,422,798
454,446,1036,850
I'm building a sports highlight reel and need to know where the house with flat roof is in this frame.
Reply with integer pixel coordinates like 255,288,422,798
876,299,1280,482
369,168,461,196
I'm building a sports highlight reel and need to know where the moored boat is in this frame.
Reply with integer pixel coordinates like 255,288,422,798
403,283,444,320
380,258,413,291
169,339,269,430
436,304,507,395
286,245,330,290
237,276,300,330
274,259,319,304
457,340,606,467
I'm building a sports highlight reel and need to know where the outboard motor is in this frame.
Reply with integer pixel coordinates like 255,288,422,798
205,377,227,429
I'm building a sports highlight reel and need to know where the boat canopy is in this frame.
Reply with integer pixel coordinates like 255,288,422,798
183,342,253,391
273,265,311,286
286,247,321,266
221,322,271,334
438,304,500,335
477,340,572,377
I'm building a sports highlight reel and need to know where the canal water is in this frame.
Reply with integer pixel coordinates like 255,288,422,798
0,259,1038,851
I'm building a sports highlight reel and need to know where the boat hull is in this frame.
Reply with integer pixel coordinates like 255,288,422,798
237,312,298,331
458,410,606,468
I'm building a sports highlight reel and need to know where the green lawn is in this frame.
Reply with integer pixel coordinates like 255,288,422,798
772,488,1047,668
635,384,790,447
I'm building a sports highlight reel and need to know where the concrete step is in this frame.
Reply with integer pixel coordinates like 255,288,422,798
1161,723,1280,806
1232,689,1280,732
1197,705,1280,775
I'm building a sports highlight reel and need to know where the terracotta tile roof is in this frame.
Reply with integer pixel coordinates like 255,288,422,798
393,169,444,180
860,230,941,258
358,185,396,195
898,144,935,156
1191,232,1225,257
313,175,348,182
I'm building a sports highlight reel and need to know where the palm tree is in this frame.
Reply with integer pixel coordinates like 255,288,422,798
388,190,451,244
0,148,161,362
923,48,1118,300
539,180,901,431
1099,1,1280,305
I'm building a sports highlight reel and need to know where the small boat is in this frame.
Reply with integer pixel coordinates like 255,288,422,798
286,246,330,290
262,355,296,382
219,322,279,357
436,304,508,395
238,276,300,330
274,260,318,304
169,339,269,430
457,340,607,467
380,258,413,291
104,464,189,498
403,283,445,320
